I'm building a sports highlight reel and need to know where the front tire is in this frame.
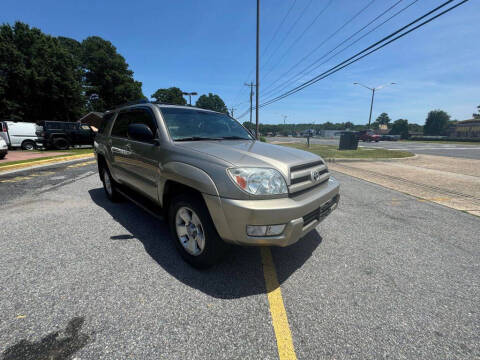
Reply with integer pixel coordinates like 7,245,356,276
168,194,228,268
53,137,70,150
21,140,36,151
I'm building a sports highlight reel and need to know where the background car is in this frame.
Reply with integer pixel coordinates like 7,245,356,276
4,121,41,150
35,121,95,150
356,130,381,142
0,138,8,159
0,121,10,146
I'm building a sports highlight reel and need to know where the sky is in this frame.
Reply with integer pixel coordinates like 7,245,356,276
2,0,479,125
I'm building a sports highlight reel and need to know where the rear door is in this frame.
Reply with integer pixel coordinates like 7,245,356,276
109,111,134,184
126,107,160,200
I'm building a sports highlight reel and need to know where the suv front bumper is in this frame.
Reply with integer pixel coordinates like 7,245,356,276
203,177,340,247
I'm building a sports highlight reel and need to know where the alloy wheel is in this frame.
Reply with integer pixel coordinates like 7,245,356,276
175,206,206,256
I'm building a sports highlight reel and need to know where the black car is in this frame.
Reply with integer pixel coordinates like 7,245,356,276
36,121,95,150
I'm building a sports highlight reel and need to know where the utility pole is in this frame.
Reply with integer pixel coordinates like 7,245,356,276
353,82,397,128
255,0,260,139
245,82,255,131
230,107,236,117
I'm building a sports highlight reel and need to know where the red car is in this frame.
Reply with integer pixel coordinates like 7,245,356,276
356,130,381,142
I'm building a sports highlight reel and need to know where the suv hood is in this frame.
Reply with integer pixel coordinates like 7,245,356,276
175,140,321,177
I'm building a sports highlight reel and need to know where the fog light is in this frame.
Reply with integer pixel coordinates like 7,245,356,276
247,224,286,237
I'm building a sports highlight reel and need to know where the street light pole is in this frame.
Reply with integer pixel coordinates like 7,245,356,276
255,0,260,139
368,88,375,128
353,82,396,128
182,92,198,106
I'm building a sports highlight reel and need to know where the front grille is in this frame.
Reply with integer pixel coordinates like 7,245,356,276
290,160,324,172
289,160,329,194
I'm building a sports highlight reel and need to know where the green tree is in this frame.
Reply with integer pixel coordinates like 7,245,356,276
473,105,479,119
373,112,391,128
424,110,450,135
390,119,409,139
81,36,143,111
344,121,354,129
195,93,228,113
151,87,186,105
408,123,423,134
0,22,84,121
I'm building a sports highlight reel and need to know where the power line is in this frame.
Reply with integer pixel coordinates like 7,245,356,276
259,0,315,72
261,0,377,95
229,0,297,107
238,0,468,118
260,0,333,84
261,0,298,59
262,0,416,100
259,0,468,109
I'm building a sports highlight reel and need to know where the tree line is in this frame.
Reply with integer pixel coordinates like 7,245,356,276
0,22,230,122
245,105,478,139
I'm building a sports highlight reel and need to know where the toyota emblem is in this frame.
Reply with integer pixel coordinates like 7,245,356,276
311,169,320,182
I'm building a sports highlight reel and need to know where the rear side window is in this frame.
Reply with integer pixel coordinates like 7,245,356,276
111,112,130,138
98,113,115,134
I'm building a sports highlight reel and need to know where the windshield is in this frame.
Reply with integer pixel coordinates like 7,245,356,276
160,107,253,141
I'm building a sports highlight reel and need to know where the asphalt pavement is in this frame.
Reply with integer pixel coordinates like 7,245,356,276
270,137,480,159
0,159,479,359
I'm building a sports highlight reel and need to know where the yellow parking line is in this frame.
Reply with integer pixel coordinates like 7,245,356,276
0,176,33,183
67,160,95,168
261,247,297,360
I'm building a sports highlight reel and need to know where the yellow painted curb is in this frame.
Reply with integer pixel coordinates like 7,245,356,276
0,153,94,173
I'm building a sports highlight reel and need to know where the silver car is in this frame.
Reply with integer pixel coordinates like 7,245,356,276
95,102,340,267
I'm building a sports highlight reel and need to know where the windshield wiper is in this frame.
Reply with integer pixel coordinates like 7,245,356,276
175,136,223,141
219,136,252,140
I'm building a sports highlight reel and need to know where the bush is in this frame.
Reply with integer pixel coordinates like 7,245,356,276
259,136,266,142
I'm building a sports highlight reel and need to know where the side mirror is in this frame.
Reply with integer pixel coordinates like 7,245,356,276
127,123,155,143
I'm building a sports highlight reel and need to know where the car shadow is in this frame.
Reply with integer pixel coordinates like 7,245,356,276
89,188,322,299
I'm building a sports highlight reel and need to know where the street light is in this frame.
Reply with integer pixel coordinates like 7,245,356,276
182,92,198,106
353,82,397,128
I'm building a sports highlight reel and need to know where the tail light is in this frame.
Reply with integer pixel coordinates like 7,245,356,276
0,123,7,132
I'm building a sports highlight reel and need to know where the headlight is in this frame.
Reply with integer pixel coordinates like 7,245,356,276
227,167,288,195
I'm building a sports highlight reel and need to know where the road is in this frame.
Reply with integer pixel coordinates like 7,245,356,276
1,159,479,359
270,137,480,159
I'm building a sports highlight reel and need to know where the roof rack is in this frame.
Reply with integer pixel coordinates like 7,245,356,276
114,98,150,109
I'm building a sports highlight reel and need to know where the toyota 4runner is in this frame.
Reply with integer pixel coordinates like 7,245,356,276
95,102,340,267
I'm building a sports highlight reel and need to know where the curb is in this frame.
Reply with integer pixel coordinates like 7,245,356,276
326,154,418,163
0,153,94,173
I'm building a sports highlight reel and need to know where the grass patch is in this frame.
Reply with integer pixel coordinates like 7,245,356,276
280,143,413,159
0,148,93,168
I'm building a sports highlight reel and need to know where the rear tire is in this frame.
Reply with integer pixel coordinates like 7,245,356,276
53,137,70,150
0,153,5,160
21,140,36,151
168,194,228,268
101,166,122,202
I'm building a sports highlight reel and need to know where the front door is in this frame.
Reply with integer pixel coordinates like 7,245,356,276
126,108,160,200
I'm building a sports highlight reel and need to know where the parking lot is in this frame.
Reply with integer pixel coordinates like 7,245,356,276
1,159,479,359
270,137,480,160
